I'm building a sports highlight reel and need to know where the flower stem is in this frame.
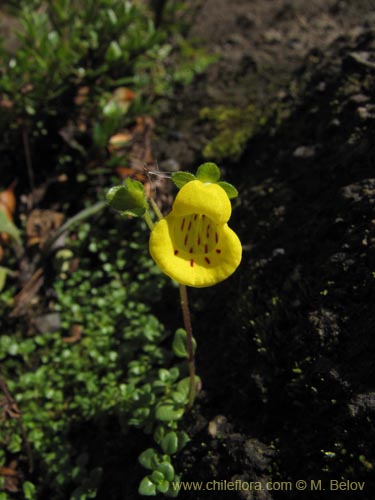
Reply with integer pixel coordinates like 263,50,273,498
145,195,196,407
149,197,163,221
179,284,196,408
143,210,155,230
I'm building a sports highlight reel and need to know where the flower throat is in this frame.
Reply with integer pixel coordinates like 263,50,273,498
173,214,220,256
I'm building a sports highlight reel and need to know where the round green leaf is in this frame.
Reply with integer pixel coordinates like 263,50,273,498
138,448,158,470
171,391,186,404
151,470,165,483
106,179,147,215
156,462,175,482
138,476,157,496
172,328,196,358
156,480,170,494
196,162,220,182
171,171,196,189
155,402,184,422
153,425,165,445
158,368,170,383
161,431,178,455
177,431,191,452
216,181,238,199
105,40,122,62
23,481,36,500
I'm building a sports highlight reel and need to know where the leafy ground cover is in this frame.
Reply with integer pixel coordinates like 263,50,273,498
0,1,211,498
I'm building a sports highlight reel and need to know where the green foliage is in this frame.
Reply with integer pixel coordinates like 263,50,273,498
171,171,196,189
106,178,148,217
0,1,159,126
196,162,220,183
172,328,196,358
0,2,216,497
171,162,238,199
138,451,180,497
216,181,238,199
0,217,192,498
0,0,213,178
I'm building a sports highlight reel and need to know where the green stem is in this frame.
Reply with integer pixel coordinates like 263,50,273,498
143,210,155,230
149,197,164,221
179,284,196,408
42,201,106,257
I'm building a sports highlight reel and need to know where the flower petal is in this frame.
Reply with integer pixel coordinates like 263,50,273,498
149,215,242,288
171,180,231,225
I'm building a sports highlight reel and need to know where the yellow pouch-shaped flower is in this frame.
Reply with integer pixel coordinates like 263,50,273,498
149,180,242,288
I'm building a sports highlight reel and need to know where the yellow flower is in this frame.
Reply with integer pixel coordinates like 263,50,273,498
149,180,242,288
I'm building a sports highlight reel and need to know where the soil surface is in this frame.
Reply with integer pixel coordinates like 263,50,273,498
153,1,375,499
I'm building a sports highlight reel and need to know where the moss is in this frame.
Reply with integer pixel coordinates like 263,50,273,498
200,104,266,160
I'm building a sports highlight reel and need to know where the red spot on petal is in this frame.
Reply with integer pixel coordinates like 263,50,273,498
197,234,201,245
190,259,194,267
194,214,198,220
174,250,179,255
215,232,218,243
181,218,185,230
216,249,221,254
205,244,208,253
188,221,192,230
189,247,193,253
205,257,211,264
184,234,188,245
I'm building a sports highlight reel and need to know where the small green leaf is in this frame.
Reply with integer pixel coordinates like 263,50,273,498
176,376,200,400
106,179,147,216
158,368,170,383
171,171,196,189
176,377,190,399
138,476,157,496
138,448,159,470
196,162,220,182
171,391,186,404
156,462,175,482
169,367,180,381
156,480,170,494
172,328,197,358
161,432,178,455
177,431,190,452
153,425,165,444
216,181,238,199
22,482,36,499
0,209,21,244
105,40,122,62
23,481,36,500
7,433,22,453
155,401,184,422
102,100,122,119
151,470,165,483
